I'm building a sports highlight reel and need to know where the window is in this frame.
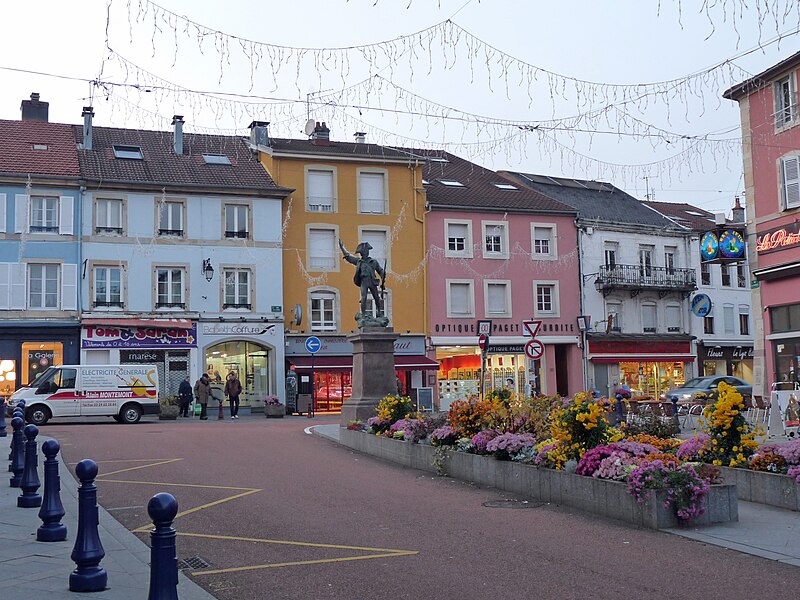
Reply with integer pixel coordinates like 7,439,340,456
360,229,388,267
701,262,711,286
202,154,231,165
779,156,800,210
445,221,472,257
642,303,657,333
736,263,747,287
664,247,677,275
93,266,123,308
308,228,336,270
157,201,183,236
666,304,681,332
224,270,251,309
493,183,517,190
639,246,653,278
484,281,511,317
310,291,336,332
358,171,387,214
721,264,731,287
156,268,185,308
704,312,715,334
30,196,58,232
770,302,800,333
95,198,122,234
482,222,508,258
532,225,556,259
723,304,735,335
534,282,560,317
739,306,750,336
306,169,335,212
225,205,249,238
113,145,143,160
28,264,59,309
439,179,464,187
446,280,474,317
606,301,622,331
604,244,618,270
775,75,797,127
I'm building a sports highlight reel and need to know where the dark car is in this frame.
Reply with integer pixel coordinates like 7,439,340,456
661,375,752,402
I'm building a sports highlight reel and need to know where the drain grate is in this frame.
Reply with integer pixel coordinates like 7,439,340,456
482,499,544,509
177,555,212,570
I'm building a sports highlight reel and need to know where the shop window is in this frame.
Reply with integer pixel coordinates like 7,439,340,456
721,264,732,287
30,196,58,232
310,291,337,332
93,266,123,308
485,281,511,317
156,268,185,308
701,262,711,286
308,228,337,271
447,280,474,317
771,302,800,333
205,340,270,400
306,168,336,212
95,198,123,234
482,221,508,259
157,201,184,236
445,220,472,257
20,342,62,386
224,269,251,309
28,264,59,309
642,303,657,333
0,359,17,398
534,281,559,317
224,205,249,238
739,306,750,336
358,170,387,214
532,224,556,259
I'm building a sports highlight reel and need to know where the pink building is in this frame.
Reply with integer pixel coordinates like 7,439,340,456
422,152,583,406
725,52,800,395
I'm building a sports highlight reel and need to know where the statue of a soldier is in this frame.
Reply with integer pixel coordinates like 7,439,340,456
339,239,389,327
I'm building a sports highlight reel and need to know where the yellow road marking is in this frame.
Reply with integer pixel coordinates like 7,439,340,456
68,459,181,464
194,551,419,575
98,459,183,478
131,489,262,532
177,532,415,553
101,479,256,491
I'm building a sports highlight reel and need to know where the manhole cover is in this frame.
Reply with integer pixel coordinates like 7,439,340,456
482,499,543,509
177,556,212,570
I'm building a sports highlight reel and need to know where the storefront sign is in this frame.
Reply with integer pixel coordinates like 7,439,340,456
488,344,525,354
691,294,712,317
433,321,575,334
201,323,277,337
82,324,197,349
120,350,165,363
701,345,754,361
286,335,425,356
756,221,800,255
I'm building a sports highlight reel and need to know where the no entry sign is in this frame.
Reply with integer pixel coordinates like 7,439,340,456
478,333,489,351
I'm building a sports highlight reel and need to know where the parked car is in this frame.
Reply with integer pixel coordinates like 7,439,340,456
660,376,752,402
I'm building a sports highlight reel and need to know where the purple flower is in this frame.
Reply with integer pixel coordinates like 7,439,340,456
486,433,537,458
431,425,457,446
470,430,498,455
787,465,800,484
677,435,710,461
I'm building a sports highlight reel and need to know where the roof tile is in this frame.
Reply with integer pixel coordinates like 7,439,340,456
0,119,80,178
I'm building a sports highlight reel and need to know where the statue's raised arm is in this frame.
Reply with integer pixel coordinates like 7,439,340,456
338,238,357,265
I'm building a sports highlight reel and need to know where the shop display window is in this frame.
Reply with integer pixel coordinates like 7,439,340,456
0,359,17,399
205,341,270,401
619,361,685,398
21,342,63,386
774,339,800,387
313,371,352,412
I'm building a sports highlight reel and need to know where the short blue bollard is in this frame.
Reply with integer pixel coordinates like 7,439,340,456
37,439,67,542
671,395,681,434
9,408,23,464
615,393,624,421
18,424,42,507
9,417,24,486
147,492,179,600
0,397,7,438
69,459,107,593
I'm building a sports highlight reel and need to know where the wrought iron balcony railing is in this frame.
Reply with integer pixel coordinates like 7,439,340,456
595,264,696,297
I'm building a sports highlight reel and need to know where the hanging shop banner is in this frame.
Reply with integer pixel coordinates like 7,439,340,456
82,324,197,349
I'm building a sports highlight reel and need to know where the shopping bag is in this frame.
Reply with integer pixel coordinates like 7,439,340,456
194,402,202,416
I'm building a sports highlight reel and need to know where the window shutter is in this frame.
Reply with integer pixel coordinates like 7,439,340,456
309,229,335,268
449,223,467,241
666,305,681,330
14,194,28,234
449,283,469,314
59,196,74,235
642,305,656,330
782,156,800,209
307,171,334,207
0,194,6,234
487,284,506,314
360,173,384,200
61,263,78,310
10,263,26,309
361,230,387,265
0,263,9,309
723,305,735,334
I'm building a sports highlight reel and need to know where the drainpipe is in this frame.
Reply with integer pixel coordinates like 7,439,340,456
77,184,85,355
576,219,589,393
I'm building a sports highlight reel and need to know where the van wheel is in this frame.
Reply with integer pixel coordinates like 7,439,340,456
120,404,142,424
26,406,51,426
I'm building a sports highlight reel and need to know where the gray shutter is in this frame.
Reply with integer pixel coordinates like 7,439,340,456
782,156,800,209
0,193,6,233
0,263,9,309
14,194,28,234
59,196,74,235
10,263,26,309
61,263,78,310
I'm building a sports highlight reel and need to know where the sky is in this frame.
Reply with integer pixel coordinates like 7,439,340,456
2,0,799,217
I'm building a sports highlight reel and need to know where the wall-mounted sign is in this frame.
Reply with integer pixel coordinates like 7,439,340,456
690,294,712,317
201,323,277,337
718,230,746,259
756,221,800,255
700,231,719,262
285,335,425,356
701,228,746,262
82,324,197,349
433,320,575,334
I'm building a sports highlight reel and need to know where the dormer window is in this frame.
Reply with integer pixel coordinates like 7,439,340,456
113,145,143,160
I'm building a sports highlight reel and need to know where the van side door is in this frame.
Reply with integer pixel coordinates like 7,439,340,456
35,368,80,417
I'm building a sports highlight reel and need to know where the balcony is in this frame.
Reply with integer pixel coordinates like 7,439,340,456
595,264,696,297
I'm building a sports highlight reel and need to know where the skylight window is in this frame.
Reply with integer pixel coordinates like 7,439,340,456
113,145,144,160
684,210,705,217
203,154,232,165
439,179,464,187
428,157,449,163
32,144,48,151
493,183,517,190
422,179,430,185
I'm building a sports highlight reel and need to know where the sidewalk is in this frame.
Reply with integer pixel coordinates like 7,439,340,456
0,436,216,600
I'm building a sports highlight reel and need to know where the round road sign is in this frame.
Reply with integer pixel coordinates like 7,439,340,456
525,339,544,360
305,336,322,354
478,333,488,351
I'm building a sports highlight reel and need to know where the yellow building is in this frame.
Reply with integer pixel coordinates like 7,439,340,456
253,122,436,412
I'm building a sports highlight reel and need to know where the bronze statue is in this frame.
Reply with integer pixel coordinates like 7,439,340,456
339,239,389,327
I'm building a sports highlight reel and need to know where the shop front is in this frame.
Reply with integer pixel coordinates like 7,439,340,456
767,301,800,388
285,335,438,412
697,344,754,381
0,321,80,399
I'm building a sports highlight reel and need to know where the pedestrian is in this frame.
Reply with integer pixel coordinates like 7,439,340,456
178,376,193,417
193,373,211,420
225,371,242,419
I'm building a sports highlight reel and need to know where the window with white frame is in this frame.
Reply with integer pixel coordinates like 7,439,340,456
721,264,732,287
95,198,122,234
779,155,800,210
604,243,618,271
666,304,681,332
775,75,797,127
664,247,677,275
701,262,711,286
306,169,335,212
30,196,58,232
606,301,622,331
308,228,336,270
532,225,556,259
93,266,123,307
225,205,249,238
534,282,559,317
639,246,654,278
156,268,185,308
739,305,750,336
310,290,336,332
358,171,387,214
484,281,511,317
445,221,472,257
446,280,474,317
482,222,508,258
157,201,183,236
360,229,387,266
723,304,735,334
224,270,251,309
642,303,657,333
736,263,747,287
28,264,59,309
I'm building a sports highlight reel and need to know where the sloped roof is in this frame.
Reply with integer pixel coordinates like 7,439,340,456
723,50,800,100
643,200,719,231
268,137,419,162
74,126,290,194
0,119,80,178
500,172,680,228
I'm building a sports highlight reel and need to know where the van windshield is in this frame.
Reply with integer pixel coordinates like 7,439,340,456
28,367,55,388
35,368,77,394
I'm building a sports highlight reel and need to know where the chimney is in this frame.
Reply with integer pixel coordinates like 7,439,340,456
172,115,184,155
311,121,331,145
732,196,745,224
21,92,49,122
81,106,94,150
354,131,366,144
248,121,270,148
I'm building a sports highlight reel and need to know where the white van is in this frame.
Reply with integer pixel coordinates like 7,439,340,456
6,364,160,425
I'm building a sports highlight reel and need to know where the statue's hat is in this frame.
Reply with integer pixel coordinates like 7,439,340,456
355,242,373,254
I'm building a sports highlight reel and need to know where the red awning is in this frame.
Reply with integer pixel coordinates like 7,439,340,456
591,356,696,364
291,355,440,372
82,318,194,330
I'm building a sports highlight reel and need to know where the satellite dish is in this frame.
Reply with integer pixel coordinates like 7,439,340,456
303,119,315,136
292,304,303,326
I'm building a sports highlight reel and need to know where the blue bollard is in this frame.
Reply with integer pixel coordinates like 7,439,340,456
147,492,179,600
9,417,24,486
18,424,42,507
37,439,67,542
69,459,107,592
671,395,681,434
0,397,7,438
9,408,23,464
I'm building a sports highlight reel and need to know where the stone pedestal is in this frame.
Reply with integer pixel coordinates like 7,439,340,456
340,327,399,425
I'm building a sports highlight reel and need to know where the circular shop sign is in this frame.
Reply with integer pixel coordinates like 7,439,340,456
691,293,713,317
719,229,745,259
700,231,719,262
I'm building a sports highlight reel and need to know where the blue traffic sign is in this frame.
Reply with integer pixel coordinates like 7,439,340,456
691,294,712,317
305,336,322,354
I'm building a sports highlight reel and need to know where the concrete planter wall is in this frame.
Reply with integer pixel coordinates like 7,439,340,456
720,467,799,512
340,429,738,529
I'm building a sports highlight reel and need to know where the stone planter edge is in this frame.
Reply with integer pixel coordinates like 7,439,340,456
720,466,799,512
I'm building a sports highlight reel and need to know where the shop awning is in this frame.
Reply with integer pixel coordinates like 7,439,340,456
591,355,696,364
752,261,800,281
82,318,194,330
290,355,440,372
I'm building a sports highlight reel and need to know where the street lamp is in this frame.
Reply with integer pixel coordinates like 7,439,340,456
202,258,214,282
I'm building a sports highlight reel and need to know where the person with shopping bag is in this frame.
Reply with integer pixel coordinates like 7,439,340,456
193,373,211,420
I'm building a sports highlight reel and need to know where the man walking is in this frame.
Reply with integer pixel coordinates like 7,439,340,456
225,371,242,419
193,373,211,420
